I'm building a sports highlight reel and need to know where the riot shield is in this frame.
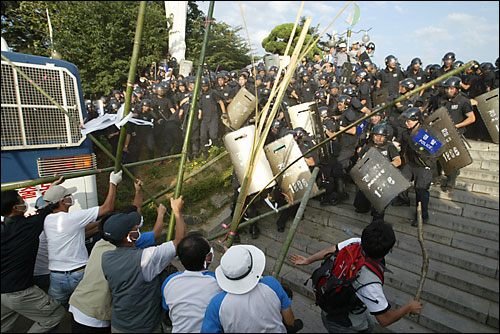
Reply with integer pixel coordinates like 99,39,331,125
350,147,411,213
475,88,499,144
338,62,353,87
223,87,256,131
425,107,473,174
409,123,447,160
179,60,193,77
223,125,276,195
287,102,328,163
264,54,280,72
264,134,319,203
372,88,389,109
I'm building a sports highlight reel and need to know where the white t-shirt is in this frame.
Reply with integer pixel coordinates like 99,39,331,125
162,271,223,333
44,207,99,271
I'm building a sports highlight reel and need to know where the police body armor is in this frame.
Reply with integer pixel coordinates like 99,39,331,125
350,147,411,213
179,60,193,77
264,134,319,203
223,125,276,195
264,54,280,72
372,88,389,109
223,87,256,130
475,88,499,143
287,102,328,163
424,107,473,174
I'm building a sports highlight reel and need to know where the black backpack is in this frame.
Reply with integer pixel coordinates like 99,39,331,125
305,243,384,314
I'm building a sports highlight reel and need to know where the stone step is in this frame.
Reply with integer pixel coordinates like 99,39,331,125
454,178,500,196
469,159,499,172
427,186,499,210
459,168,499,183
237,232,497,333
469,149,499,162
467,140,499,152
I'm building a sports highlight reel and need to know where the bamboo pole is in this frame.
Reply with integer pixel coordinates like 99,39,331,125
0,53,160,207
415,202,429,302
142,150,227,208
166,0,215,241
207,188,325,241
272,167,319,278
239,61,475,216
225,16,314,249
114,1,146,173
1,153,182,192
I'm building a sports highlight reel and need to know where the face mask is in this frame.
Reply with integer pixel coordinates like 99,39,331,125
64,194,74,206
204,247,214,269
127,228,141,243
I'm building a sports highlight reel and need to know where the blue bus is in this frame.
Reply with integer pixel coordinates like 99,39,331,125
1,45,98,215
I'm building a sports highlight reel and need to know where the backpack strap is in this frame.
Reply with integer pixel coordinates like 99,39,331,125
363,257,385,285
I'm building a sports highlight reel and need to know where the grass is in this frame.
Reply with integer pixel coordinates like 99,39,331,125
94,142,234,232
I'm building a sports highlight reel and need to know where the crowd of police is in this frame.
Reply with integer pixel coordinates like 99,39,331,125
85,44,499,231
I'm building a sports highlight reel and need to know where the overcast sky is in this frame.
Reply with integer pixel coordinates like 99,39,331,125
196,1,499,69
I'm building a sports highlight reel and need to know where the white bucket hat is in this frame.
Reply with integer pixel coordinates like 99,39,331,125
215,245,266,295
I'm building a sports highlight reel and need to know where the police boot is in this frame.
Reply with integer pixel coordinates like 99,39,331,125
330,178,349,206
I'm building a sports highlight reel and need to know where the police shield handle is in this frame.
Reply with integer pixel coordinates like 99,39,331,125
411,202,429,317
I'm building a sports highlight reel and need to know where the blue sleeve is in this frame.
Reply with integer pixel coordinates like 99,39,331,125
201,292,226,333
135,231,155,249
161,272,183,311
260,276,292,310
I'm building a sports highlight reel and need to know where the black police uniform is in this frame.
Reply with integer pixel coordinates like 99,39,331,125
358,81,372,110
135,108,157,159
199,88,223,158
299,80,318,103
377,66,405,101
405,68,427,88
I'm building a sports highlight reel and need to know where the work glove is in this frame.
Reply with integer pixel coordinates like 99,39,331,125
110,170,123,186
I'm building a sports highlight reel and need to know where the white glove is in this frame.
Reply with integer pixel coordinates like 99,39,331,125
110,170,123,186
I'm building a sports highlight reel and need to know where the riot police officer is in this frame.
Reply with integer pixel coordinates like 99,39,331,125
432,52,456,80
199,77,226,160
298,71,318,103
353,123,401,222
354,69,372,110
135,99,157,159
376,55,405,101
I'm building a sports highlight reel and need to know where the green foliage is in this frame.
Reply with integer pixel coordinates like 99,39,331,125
2,1,251,98
262,22,322,60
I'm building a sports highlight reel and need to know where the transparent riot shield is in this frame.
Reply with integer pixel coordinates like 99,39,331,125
475,88,499,144
223,125,276,195
425,107,473,174
223,87,256,131
264,54,280,72
264,134,319,204
287,102,328,163
350,147,411,213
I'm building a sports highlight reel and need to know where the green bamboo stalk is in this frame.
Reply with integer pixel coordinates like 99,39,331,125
240,61,475,216
1,153,182,192
225,17,314,249
143,150,228,208
206,189,325,241
114,1,147,173
1,53,160,207
166,0,215,241
272,167,319,278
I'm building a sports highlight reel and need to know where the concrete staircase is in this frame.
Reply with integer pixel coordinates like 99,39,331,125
206,139,499,333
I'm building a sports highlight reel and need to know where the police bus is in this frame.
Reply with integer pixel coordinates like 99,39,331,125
1,39,98,216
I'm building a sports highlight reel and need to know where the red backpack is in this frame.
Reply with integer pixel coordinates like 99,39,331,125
307,242,384,314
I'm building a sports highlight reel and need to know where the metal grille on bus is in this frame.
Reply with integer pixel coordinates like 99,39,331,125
1,62,84,150
37,153,97,178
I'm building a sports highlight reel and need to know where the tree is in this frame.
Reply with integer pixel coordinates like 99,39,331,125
262,21,322,60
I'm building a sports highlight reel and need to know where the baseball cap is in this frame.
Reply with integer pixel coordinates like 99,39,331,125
352,41,360,45
103,212,141,243
43,185,77,205
215,245,266,295
338,42,347,48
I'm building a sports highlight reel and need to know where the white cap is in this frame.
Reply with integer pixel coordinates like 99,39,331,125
338,42,347,48
43,185,77,204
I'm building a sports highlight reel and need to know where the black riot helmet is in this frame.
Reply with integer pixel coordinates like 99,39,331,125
141,99,151,108
342,85,358,97
319,73,329,82
269,66,278,73
385,55,397,67
366,42,375,50
479,62,494,72
361,58,373,70
293,127,308,140
337,94,352,106
452,60,464,69
442,52,456,62
328,81,339,89
371,123,389,146
400,107,422,123
443,76,462,89
470,60,480,72
411,57,422,66
355,69,369,80
110,100,120,111
229,70,238,79
318,106,330,118
156,85,166,95
400,78,416,91
315,89,327,100
201,77,210,87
